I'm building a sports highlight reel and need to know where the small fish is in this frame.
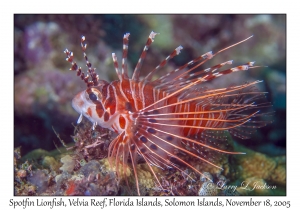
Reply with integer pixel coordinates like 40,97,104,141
64,32,270,195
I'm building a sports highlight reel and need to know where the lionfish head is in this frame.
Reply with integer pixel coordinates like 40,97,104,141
64,36,115,130
71,86,107,126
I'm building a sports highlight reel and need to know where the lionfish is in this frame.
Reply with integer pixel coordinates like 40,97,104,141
64,31,270,195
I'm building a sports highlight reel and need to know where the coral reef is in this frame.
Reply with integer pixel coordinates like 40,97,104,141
231,144,286,187
14,133,286,195
14,123,239,196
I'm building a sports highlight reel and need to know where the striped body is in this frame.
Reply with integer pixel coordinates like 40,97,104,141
65,32,270,195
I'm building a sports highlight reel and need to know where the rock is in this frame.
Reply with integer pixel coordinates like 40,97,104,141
59,155,75,173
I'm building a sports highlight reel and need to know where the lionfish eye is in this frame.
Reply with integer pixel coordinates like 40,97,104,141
89,92,98,101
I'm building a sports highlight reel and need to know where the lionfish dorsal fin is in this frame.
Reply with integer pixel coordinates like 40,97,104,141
64,35,101,87
121,33,130,80
142,45,183,82
154,35,254,85
132,31,158,81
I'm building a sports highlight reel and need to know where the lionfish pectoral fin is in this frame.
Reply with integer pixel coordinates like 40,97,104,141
128,141,141,195
133,125,217,189
107,132,136,194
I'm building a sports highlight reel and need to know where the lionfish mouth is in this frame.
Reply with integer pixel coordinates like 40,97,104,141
64,31,271,195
